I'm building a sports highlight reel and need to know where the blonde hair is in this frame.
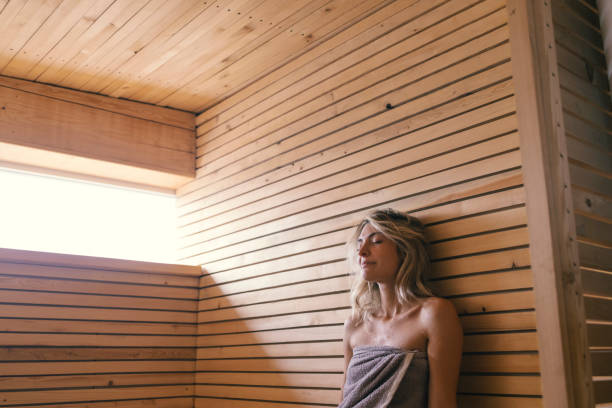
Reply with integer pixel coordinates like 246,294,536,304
347,208,434,324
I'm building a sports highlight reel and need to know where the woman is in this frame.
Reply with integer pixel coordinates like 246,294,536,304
339,209,462,408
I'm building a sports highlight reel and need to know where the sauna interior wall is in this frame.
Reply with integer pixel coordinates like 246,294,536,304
0,248,200,408
551,0,612,405
177,0,542,406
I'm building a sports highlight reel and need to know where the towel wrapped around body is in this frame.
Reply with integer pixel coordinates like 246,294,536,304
339,345,428,408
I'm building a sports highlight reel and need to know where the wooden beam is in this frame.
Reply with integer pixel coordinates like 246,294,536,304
506,1,593,408
0,76,195,192
0,247,202,277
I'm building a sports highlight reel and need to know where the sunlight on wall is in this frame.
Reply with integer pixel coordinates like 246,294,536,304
0,168,178,264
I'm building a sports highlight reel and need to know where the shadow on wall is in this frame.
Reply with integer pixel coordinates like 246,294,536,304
195,264,349,406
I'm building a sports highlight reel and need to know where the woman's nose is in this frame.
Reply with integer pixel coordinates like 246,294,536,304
358,241,369,256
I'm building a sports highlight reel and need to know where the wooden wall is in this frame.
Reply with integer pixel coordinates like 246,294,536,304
0,248,201,408
177,0,543,406
551,0,612,405
0,75,195,192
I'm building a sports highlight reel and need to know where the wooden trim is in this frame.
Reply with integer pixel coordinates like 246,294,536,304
0,75,195,130
0,143,194,193
506,1,593,407
0,247,202,276
0,77,196,191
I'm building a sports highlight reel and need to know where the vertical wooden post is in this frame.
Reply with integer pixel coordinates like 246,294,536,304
506,1,593,407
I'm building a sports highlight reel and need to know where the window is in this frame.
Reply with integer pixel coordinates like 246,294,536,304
0,167,178,263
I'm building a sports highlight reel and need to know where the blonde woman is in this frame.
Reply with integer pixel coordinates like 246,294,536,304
339,209,462,408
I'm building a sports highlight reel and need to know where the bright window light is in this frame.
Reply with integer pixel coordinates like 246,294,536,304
0,167,178,264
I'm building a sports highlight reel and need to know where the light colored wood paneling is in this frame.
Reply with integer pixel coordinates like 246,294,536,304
180,77,516,213
178,0,393,112
177,0,544,405
192,0,485,130
0,248,198,407
194,2,509,167
13,0,612,407
0,0,399,112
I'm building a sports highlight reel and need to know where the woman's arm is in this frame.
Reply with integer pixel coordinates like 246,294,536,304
341,316,354,401
422,297,463,408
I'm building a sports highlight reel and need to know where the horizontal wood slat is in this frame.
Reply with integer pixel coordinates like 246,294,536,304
0,347,196,361
592,351,612,376
459,374,541,395
0,289,196,311
595,379,612,405
582,269,612,298
457,395,542,408
196,352,540,374
0,385,195,406
588,324,612,348
0,333,196,348
0,360,196,377
194,385,338,406
194,399,325,408
0,276,196,300
585,296,612,323
0,373,195,391
21,398,194,408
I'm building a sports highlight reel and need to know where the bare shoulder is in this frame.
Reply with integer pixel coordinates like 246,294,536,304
344,315,359,331
419,297,461,331
344,315,357,328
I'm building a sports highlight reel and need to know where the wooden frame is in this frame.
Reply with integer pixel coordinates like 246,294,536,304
0,75,196,192
507,1,593,407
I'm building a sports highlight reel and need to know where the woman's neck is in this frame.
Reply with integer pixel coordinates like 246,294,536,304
377,282,400,318
377,282,421,318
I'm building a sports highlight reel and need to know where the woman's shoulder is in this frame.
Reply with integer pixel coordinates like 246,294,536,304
344,315,361,332
418,297,460,328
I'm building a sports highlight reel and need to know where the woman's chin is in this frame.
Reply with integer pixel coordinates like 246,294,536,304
361,271,378,282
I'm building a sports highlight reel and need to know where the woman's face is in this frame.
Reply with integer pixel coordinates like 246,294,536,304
357,223,400,284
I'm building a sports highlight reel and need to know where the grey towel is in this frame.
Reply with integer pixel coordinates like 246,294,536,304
339,345,428,408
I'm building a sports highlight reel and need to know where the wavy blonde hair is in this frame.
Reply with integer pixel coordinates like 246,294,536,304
347,208,434,324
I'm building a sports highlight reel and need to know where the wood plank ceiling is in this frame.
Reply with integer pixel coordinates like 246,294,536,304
0,0,391,113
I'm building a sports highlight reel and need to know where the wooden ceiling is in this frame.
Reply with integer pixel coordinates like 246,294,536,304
0,0,390,113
